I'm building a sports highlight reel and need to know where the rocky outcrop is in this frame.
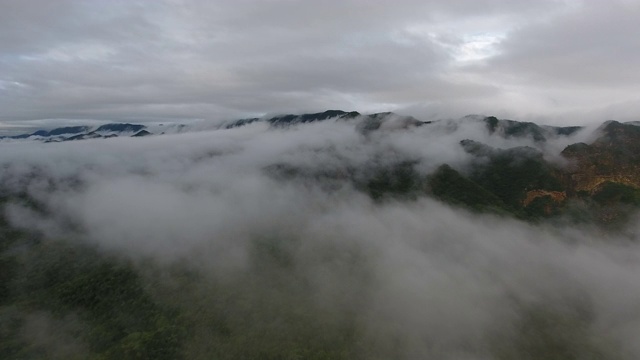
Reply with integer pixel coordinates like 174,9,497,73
522,190,567,207
561,121,640,193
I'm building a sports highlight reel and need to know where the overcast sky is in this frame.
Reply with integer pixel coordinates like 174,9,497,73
1,0,639,127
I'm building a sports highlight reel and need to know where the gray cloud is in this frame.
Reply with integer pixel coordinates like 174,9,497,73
490,1,640,86
0,0,637,125
2,120,640,358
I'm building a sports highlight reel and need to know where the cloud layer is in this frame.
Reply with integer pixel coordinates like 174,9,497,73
1,0,639,126
2,118,640,358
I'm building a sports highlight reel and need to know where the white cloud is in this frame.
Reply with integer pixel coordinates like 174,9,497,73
1,118,640,357
3,0,636,125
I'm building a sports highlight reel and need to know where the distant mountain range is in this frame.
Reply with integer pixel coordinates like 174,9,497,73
0,110,595,142
228,110,640,228
0,123,150,142
3,110,640,228
2,109,640,359
229,110,640,227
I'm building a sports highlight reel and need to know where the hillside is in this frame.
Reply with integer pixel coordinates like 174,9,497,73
1,111,640,359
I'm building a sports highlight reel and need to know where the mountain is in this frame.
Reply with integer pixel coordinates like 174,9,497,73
483,116,583,142
2,111,640,359
223,110,359,129
225,111,639,227
223,110,427,131
268,109,361,126
132,129,152,137
1,123,148,142
432,121,640,225
8,126,90,139
0,111,427,142
3,111,640,226
94,123,146,133
562,120,640,193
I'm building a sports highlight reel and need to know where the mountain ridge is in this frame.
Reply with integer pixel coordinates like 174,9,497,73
0,111,597,143
2,110,640,227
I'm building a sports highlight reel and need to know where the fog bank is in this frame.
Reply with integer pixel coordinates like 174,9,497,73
2,117,639,359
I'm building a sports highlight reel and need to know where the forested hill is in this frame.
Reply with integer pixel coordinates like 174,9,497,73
1,111,640,359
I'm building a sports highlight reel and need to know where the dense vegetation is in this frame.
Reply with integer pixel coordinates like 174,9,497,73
0,219,625,359
427,164,509,214
2,115,640,359
1,229,182,359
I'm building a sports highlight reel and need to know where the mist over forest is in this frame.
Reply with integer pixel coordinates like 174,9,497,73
3,0,640,358
2,112,640,359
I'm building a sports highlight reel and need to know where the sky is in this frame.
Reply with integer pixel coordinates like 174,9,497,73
1,0,640,127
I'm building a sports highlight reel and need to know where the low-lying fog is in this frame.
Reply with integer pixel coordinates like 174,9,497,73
2,117,639,359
